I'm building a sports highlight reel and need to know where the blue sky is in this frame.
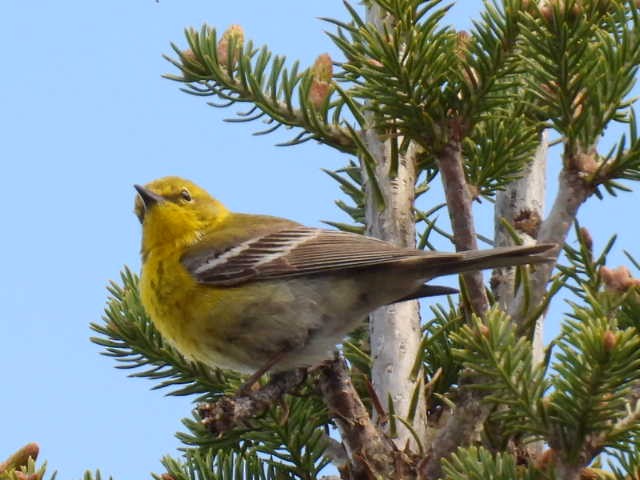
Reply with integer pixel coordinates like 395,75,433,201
1,1,638,479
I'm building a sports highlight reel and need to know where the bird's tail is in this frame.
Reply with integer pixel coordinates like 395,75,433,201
449,243,555,274
389,243,556,303
412,243,556,279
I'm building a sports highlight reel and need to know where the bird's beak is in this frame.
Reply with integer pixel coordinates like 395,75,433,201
134,184,164,210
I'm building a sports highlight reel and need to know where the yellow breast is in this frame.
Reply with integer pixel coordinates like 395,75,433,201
140,246,211,355
139,246,257,371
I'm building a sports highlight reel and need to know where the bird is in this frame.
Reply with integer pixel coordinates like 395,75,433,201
134,176,554,376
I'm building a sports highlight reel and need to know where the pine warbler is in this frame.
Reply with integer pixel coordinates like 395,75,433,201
134,176,553,374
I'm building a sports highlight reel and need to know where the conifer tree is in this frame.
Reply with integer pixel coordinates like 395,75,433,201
5,1,640,479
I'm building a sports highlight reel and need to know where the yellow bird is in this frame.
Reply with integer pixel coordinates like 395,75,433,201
134,176,553,375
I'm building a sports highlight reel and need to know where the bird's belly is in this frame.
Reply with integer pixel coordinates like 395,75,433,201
188,275,381,372
142,261,414,374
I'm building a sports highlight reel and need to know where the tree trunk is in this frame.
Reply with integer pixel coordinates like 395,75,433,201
494,130,548,363
362,130,426,449
360,5,427,451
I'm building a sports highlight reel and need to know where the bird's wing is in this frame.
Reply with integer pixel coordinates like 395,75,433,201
181,226,458,286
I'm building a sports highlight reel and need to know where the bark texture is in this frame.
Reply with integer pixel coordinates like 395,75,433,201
319,359,409,480
494,131,547,362
423,133,492,478
436,139,487,314
362,129,426,449
508,162,593,325
360,3,427,452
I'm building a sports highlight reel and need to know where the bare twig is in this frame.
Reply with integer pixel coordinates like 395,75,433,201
437,137,488,315
198,369,306,435
319,358,413,479
420,132,493,479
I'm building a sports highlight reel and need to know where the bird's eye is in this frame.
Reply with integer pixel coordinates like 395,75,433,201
180,188,192,202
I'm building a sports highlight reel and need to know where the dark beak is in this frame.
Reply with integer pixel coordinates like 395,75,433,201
134,184,164,210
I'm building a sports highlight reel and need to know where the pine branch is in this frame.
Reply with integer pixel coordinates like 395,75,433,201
106,2,640,479
160,448,297,480
441,446,541,480
547,311,640,473
505,0,640,329
506,3,640,335
458,0,534,125
330,0,456,147
0,449,109,480
96,271,334,477
164,25,357,154
91,268,241,401
177,383,331,479
417,301,465,411
598,110,640,195
450,308,549,439
464,113,540,198
609,424,640,479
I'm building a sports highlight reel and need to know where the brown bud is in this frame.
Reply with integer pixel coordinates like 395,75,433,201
0,443,39,473
578,227,593,251
581,467,606,480
217,24,244,67
478,324,490,338
600,265,640,292
570,2,583,17
537,0,580,20
311,53,333,82
181,49,197,64
540,81,560,99
456,31,471,59
160,475,176,480
308,54,334,108
308,80,332,108
180,49,207,80
538,3,554,22
600,266,617,290
366,58,384,68
603,330,617,352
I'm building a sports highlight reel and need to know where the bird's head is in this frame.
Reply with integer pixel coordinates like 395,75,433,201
134,176,229,253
